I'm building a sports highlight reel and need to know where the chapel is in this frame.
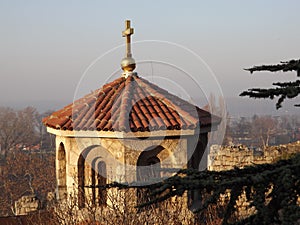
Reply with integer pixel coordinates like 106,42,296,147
43,20,220,209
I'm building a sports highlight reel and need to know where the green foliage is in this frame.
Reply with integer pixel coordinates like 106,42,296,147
133,153,300,225
240,59,300,109
244,59,300,75
240,80,300,109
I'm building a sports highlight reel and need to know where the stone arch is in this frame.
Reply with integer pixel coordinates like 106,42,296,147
78,145,99,208
57,142,67,200
78,145,111,208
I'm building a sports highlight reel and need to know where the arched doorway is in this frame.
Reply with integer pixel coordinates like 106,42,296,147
57,143,67,200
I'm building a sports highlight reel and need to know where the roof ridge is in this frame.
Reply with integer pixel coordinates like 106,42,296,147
117,76,134,131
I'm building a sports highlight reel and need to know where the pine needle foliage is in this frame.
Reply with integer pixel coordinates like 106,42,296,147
144,153,300,225
240,59,300,109
107,153,300,225
245,59,300,75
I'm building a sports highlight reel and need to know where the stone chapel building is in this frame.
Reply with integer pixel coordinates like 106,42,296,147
43,20,220,209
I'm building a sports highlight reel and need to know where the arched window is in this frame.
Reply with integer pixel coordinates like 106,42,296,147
91,158,107,206
57,143,66,200
78,146,108,208
137,156,161,182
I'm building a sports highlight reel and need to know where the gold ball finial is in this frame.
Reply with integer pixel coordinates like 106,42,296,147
121,57,136,72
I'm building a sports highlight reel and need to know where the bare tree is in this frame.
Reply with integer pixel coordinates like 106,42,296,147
203,94,228,145
35,110,55,150
251,115,278,148
0,150,55,216
0,107,38,157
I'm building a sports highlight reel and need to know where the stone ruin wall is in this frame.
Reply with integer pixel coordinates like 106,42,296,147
208,141,300,171
14,195,39,216
208,141,300,219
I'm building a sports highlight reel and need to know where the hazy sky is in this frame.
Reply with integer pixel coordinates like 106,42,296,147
1,0,300,113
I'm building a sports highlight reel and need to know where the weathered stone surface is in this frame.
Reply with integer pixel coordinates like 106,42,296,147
14,195,39,216
208,142,300,171
208,142,300,219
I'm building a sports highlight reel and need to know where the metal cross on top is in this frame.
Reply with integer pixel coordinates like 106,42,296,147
122,20,134,58
120,20,136,74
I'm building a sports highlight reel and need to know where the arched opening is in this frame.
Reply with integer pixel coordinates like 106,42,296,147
91,158,107,206
78,145,109,208
136,146,163,206
137,156,161,181
57,143,67,200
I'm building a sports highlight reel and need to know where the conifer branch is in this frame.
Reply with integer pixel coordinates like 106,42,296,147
241,59,300,109
140,153,300,225
240,81,300,109
245,59,300,76
99,153,300,224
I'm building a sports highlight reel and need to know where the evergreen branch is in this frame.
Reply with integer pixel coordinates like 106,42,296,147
245,59,300,76
146,155,299,203
140,153,300,225
273,80,300,87
240,82,300,109
91,154,300,224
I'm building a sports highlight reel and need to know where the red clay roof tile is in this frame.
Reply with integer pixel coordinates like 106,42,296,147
43,74,220,132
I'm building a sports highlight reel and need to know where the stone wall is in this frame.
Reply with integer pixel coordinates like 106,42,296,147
208,141,300,171
208,141,300,220
14,195,39,216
